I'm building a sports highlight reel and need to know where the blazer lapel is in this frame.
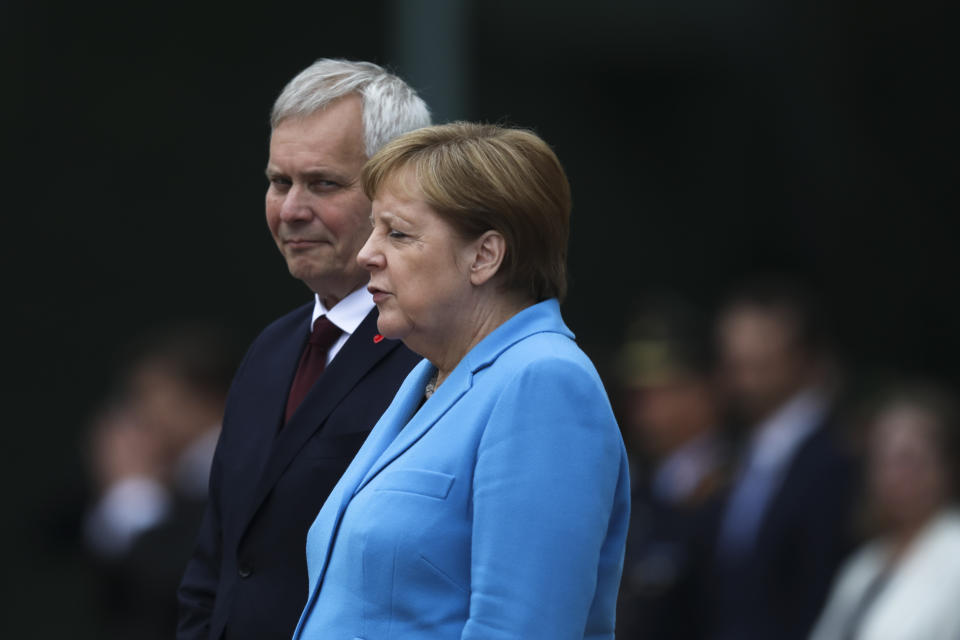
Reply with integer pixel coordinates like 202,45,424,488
294,359,436,637
350,300,572,496
237,309,403,540
354,360,472,494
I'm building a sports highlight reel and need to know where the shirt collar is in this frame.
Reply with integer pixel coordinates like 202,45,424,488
652,432,724,504
311,287,375,336
747,387,829,472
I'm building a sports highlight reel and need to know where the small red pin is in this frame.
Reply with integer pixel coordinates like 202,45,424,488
373,334,384,343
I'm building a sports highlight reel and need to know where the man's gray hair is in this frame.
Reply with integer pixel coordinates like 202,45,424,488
271,59,431,157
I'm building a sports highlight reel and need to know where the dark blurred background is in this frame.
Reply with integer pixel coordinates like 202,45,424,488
3,0,956,635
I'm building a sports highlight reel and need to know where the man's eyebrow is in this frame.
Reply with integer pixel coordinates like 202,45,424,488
265,167,347,181
301,169,340,180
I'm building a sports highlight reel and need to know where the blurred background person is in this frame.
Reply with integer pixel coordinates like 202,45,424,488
703,277,859,640
83,326,237,640
810,382,960,640
615,296,730,640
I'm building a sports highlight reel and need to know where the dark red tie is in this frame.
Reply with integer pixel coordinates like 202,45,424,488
284,315,343,423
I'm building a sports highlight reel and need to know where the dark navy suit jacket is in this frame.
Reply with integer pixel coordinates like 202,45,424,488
703,422,858,640
177,301,421,640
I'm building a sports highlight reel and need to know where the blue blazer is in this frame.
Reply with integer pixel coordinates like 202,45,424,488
293,299,631,640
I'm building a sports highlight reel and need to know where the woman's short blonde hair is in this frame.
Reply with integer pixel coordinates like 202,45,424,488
361,122,571,302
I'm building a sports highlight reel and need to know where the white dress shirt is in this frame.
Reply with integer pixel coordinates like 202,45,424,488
84,425,220,557
651,432,725,506
311,287,375,364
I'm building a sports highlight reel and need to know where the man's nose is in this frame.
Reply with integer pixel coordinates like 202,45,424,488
279,185,313,222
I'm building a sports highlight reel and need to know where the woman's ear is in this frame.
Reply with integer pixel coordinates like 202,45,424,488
468,230,507,286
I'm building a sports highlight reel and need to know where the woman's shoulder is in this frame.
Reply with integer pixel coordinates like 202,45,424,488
494,330,602,384
477,332,619,432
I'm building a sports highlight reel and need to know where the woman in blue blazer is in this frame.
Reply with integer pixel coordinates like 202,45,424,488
293,122,630,640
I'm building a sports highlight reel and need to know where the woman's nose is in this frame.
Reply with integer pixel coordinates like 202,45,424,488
357,234,383,270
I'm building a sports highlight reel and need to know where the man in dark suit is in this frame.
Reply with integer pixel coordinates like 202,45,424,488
702,279,858,640
177,59,430,640
615,299,730,640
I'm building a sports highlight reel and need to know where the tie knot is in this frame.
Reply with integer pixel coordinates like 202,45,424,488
310,315,343,348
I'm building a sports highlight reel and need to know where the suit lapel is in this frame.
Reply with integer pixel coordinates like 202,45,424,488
283,309,397,438
229,305,312,501
238,309,402,540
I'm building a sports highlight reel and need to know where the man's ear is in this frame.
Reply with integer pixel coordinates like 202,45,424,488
468,230,507,286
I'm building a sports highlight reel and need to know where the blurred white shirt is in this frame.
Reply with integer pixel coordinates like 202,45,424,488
84,425,220,558
810,509,960,640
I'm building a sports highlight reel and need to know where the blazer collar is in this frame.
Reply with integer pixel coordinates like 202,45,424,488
464,298,572,374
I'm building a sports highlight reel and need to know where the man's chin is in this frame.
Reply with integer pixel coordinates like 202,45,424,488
286,260,331,284
289,268,370,307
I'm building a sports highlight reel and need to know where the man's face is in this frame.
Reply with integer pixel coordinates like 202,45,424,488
718,307,811,424
624,377,716,459
265,94,371,306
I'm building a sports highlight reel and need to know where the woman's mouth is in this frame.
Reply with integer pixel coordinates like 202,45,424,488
368,285,390,303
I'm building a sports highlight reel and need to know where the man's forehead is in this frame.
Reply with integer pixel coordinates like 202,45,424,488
271,94,364,136
269,113,366,168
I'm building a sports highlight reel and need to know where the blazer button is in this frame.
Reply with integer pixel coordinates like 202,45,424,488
238,562,253,579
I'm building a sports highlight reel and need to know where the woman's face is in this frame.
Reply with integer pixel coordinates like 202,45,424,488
869,405,948,531
358,171,478,352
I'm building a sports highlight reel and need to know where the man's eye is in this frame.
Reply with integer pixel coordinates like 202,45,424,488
388,229,408,239
311,180,339,192
269,177,291,189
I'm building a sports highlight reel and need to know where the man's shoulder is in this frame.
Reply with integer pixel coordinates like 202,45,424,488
790,418,856,477
773,415,858,516
255,300,316,343
232,301,317,373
